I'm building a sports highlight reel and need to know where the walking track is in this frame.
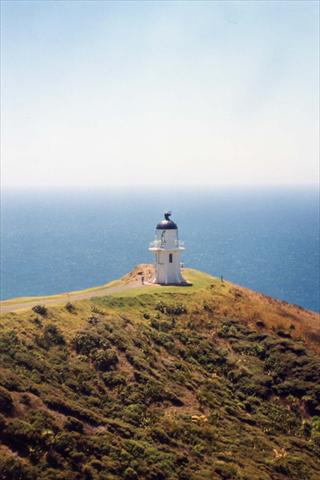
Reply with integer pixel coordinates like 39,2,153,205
0,280,149,315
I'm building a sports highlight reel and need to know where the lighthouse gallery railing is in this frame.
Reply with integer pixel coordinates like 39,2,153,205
149,240,185,249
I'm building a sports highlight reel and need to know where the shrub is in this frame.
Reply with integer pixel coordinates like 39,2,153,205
20,394,31,406
214,463,239,479
102,372,126,388
238,376,272,400
92,349,118,371
38,324,65,348
151,428,171,444
31,317,42,327
155,302,187,316
302,419,312,436
65,302,75,313
303,393,320,416
3,419,40,454
151,319,173,332
53,432,77,457
159,321,174,332
124,467,138,480
275,380,309,398
203,302,212,312
72,331,102,355
125,350,148,370
0,456,35,480
0,387,14,414
88,315,99,325
32,305,48,316
27,409,57,433
151,319,160,330
12,350,44,372
44,396,100,425
122,404,145,426
243,395,261,413
0,331,20,357
277,329,291,338
91,306,105,315
64,417,84,433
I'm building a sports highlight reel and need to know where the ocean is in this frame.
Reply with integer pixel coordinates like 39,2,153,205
1,187,319,312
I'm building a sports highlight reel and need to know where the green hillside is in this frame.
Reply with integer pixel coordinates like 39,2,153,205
0,269,319,480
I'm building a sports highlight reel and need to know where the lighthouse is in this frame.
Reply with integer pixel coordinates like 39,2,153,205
149,212,186,285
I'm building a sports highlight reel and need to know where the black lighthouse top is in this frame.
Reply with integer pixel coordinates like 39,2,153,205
156,212,178,230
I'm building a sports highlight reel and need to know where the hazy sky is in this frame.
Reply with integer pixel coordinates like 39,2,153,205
1,0,319,187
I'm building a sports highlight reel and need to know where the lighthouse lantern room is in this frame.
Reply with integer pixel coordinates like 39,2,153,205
149,212,186,285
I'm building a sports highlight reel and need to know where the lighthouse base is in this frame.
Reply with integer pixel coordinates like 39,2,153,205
152,279,192,287
152,265,188,286
150,248,188,286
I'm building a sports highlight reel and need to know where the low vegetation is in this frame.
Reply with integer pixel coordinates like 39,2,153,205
0,271,319,479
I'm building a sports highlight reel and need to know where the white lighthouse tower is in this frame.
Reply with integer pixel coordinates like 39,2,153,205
149,212,186,285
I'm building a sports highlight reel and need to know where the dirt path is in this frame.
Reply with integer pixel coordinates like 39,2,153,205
0,264,157,315
0,280,150,315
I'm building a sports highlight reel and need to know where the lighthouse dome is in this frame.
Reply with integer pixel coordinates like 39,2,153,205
156,212,178,230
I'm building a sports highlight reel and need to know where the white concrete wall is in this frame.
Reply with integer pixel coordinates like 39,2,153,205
150,229,185,284
155,250,184,284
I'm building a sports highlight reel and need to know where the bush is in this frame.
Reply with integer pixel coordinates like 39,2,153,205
237,375,272,400
13,351,45,373
92,349,118,371
121,404,145,426
88,315,99,325
0,456,35,480
102,372,126,388
72,331,102,355
277,329,291,338
65,302,75,313
0,387,14,414
151,428,171,444
256,320,265,328
53,432,77,457
155,302,187,316
28,410,57,434
91,306,105,315
151,319,173,332
32,305,48,316
123,467,138,480
3,419,40,454
37,324,65,348
275,380,308,398
64,417,84,433
44,396,100,425
214,463,239,479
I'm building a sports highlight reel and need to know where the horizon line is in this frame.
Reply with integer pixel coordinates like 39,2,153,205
1,183,319,190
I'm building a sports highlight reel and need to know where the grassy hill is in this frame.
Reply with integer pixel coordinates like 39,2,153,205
0,267,319,479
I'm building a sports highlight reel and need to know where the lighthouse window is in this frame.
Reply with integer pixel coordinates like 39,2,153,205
169,254,173,263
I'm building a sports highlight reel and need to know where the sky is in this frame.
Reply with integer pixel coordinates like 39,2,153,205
1,0,319,187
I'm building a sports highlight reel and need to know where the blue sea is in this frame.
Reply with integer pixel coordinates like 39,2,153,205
1,187,319,312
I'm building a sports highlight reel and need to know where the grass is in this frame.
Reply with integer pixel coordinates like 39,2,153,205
0,269,214,307
0,267,320,479
0,278,123,306
110,269,217,298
